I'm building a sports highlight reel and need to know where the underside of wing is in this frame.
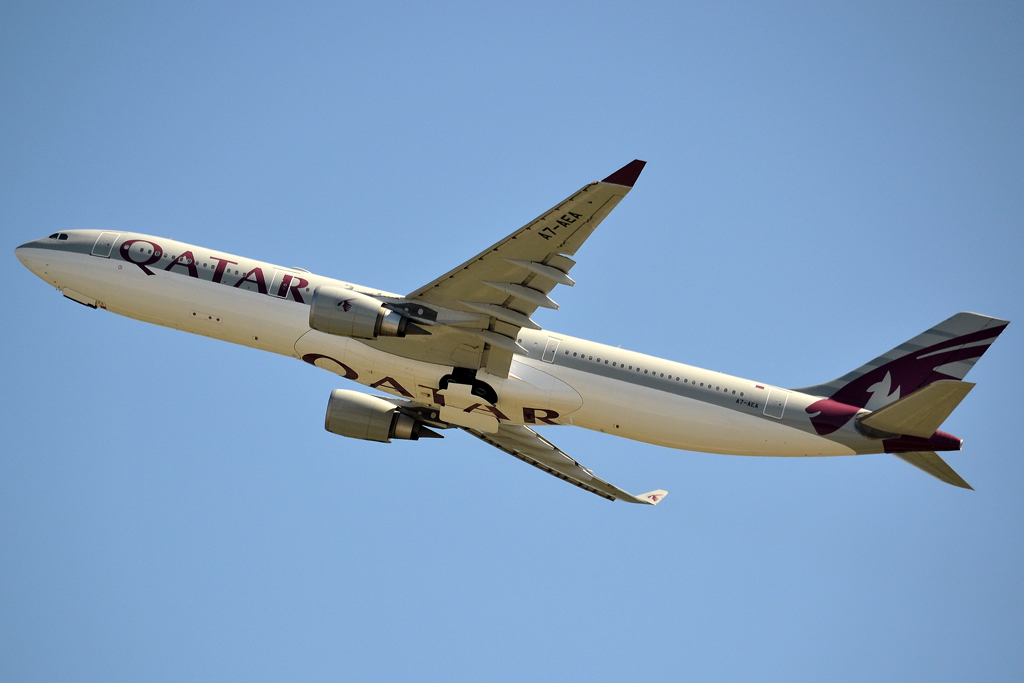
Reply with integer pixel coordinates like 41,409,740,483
463,423,667,505
364,160,646,377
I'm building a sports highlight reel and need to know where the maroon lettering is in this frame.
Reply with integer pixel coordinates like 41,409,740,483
464,403,510,421
300,353,358,380
277,273,309,303
233,267,268,294
119,239,163,275
209,256,238,284
523,407,560,425
419,385,446,406
369,376,413,398
165,250,199,278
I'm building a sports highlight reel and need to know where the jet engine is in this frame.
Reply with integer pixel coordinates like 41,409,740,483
309,286,425,340
324,389,441,442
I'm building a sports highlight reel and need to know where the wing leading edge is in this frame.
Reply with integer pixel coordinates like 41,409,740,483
463,423,668,505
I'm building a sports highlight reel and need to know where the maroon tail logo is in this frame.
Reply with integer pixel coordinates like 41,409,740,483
806,324,1006,435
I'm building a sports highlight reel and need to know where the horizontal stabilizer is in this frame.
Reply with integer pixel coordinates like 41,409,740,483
858,380,974,438
893,451,973,490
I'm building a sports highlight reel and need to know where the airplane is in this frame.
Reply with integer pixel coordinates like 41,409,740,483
15,160,1008,505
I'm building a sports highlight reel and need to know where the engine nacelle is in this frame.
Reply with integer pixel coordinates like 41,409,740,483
309,286,414,339
324,389,439,442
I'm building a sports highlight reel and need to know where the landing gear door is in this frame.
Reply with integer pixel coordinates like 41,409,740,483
541,337,561,363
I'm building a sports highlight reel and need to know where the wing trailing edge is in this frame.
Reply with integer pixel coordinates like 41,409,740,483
462,424,667,505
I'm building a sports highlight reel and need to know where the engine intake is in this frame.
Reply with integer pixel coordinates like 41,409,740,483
324,389,441,443
309,286,423,339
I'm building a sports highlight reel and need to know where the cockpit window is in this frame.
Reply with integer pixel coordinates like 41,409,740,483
58,233,69,240
49,233,59,239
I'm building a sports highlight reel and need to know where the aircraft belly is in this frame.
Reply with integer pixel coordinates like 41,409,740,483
554,366,855,457
295,329,449,403
293,333,583,423
503,359,583,417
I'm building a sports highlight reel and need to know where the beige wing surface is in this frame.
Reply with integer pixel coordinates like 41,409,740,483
464,423,667,504
365,160,646,377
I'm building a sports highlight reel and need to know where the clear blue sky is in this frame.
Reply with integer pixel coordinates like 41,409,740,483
2,2,1022,681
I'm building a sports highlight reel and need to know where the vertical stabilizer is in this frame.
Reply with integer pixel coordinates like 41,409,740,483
796,312,1007,436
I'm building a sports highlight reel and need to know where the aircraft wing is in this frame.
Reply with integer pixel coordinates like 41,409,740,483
365,160,646,377
462,423,668,505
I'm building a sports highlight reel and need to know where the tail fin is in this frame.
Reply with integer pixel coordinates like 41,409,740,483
796,312,1008,436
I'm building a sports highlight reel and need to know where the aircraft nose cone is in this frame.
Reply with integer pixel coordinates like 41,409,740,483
15,240,46,278
15,243,32,264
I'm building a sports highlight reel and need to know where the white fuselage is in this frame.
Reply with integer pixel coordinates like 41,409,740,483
16,230,883,459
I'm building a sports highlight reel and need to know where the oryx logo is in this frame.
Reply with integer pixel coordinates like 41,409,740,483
337,299,353,312
805,324,1007,435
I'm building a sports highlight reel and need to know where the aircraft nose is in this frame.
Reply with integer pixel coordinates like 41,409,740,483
15,242,32,264
15,240,46,277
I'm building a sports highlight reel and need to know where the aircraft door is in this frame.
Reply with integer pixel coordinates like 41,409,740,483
91,232,120,258
269,270,309,301
763,389,789,419
541,337,561,363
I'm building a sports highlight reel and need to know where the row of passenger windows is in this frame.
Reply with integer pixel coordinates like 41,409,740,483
559,347,745,396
